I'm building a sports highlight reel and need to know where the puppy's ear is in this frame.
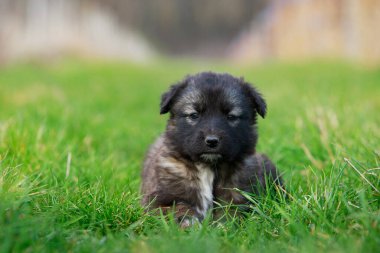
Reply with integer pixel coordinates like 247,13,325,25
160,81,187,114
241,81,267,118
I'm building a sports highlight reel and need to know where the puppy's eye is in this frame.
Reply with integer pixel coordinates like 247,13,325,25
188,113,199,120
227,114,239,121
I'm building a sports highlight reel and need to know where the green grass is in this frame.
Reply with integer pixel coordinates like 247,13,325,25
0,59,379,252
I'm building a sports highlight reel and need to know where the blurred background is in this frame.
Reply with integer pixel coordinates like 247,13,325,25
1,0,379,64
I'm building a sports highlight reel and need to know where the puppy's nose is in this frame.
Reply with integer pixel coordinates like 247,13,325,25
205,135,219,148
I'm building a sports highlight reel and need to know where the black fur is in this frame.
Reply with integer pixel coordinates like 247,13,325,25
161,72,266,162
141,72,282,226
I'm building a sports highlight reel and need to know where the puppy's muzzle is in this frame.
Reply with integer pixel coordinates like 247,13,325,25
205,135,220,148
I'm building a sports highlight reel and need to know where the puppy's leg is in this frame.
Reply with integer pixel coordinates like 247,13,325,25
158,202,199,228
212,154,284,220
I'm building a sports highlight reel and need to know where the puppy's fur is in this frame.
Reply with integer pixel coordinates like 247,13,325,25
141,72,282,225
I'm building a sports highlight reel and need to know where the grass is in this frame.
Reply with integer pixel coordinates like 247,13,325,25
0,59,379,252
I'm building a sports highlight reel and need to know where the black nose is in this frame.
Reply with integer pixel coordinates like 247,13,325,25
205,135,219,148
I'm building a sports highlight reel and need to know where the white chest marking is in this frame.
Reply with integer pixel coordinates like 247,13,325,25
195,164,215,218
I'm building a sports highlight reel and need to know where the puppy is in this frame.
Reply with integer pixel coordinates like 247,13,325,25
141,72,282,227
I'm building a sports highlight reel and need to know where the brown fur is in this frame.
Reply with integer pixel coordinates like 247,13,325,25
141,135,281,223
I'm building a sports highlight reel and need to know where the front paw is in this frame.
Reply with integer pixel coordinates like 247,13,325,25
177,216,200,229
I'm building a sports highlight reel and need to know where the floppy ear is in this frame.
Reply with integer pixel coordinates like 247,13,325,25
241,81,267,118
160,81,187,114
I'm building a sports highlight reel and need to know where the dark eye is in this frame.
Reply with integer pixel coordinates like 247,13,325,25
227,114,238,121
188,112,199,120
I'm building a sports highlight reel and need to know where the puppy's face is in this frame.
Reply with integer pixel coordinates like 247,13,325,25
160,72,266,163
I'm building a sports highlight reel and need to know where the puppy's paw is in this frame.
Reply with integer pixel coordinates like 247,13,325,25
177,216,200,229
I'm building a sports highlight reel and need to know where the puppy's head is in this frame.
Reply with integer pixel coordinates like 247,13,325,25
160,72,266,164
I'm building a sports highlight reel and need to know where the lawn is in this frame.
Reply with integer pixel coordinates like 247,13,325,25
0,59,379,252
